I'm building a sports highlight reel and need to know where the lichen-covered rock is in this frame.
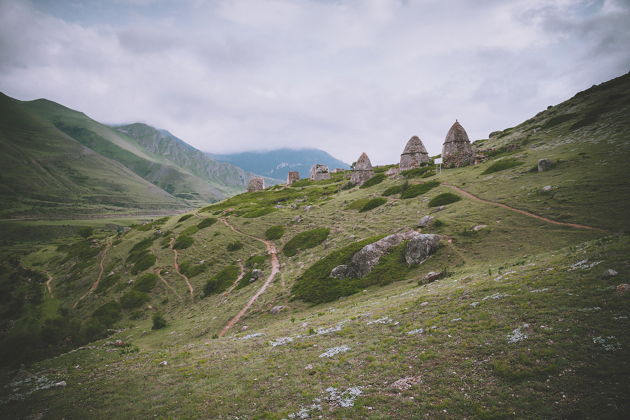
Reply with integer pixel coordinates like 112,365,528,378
418,215,434,228
400,136,429,171
310,164,331,181
442,121,474,168
404,234,440,265
538,158,553,172
424,271,443,282
330,231,421,279
350,152,374,185
247,177,264,192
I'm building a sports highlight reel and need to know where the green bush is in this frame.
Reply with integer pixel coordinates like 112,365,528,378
359,173,386,189
131,253,156,274
133,273,158,293
78,227,94,238
180,226,199,236
359,197,387,212
400,180,440,199
428,193,461,207
97,274,120,292
402,166,433,178
283,228,330,257
482,158,523,174
242,207,276,218
127,237,156,273
382,182,407,196
92,301,122,328
197,217,217,229
264,225,285,240
203,265,239,297
227,241,243,252
120,290,150,309
180,261,208,278
340,181,355,191
290,179,313,187
152,313,167,330
173,235,194,250
246,255,266,268
345,198,371,210
178,214,193,223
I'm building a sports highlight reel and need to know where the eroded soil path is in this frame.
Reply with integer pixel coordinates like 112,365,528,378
44,271,54,297
154,266,183,302
74,237,112,308
223,261,246,298
443,182,608,232
218,218,280,337
169,238,194,299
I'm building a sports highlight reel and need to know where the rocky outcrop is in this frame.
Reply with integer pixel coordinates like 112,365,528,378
350,152,374,185
538,158,553,172
310,164,331,181
404,234,441,265
442,121,474,168
286,171,300,185
418,215,434,228
247,177,264,192
400,136,429,171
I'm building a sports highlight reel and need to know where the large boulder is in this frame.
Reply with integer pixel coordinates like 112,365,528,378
330,231,421,279
538,158,553,172
404,234,441,265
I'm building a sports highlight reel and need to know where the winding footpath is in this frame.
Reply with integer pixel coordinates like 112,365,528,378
154,266,183,302
44,271,54,297
223,261,246,298
218,218,280,337
169,238,195,299
73,237,112,308
443,182,608,232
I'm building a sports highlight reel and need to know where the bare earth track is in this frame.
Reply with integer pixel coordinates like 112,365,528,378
154,266,183,301
443,183,608,232
218,218,280,337
73,237,112,308
169,238,195,299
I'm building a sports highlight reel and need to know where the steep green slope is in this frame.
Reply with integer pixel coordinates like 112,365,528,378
0,93,183,218
1,73,629,418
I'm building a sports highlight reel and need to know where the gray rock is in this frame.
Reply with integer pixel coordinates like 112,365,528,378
542,185,553,192
603,269,618,278
270,305,287,314
538,158,553,172
304,205,313,212
54,381,67,387
330,231,421,279
472,224,487,232
293,215,303,223
424,271,442,282
404,234,441,265
250,269,263,282
418,215,434,228
159,361,168,367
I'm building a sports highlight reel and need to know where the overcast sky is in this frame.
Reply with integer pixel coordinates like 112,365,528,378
1,0,629,164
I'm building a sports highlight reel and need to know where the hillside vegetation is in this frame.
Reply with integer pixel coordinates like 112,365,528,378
0,73,629,419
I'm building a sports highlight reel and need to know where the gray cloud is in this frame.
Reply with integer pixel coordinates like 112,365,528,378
1,0,629,164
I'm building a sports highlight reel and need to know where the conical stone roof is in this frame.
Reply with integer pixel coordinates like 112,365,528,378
354,152,373,171
400,136,429,170
402,136,428,155
441,121,474,168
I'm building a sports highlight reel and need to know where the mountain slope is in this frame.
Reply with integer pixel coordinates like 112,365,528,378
0,93,183,218
210,148,349,180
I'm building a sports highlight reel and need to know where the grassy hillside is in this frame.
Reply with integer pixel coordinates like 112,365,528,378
1,73,629,418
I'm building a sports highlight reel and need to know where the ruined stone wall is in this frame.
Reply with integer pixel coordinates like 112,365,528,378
247,177,264,192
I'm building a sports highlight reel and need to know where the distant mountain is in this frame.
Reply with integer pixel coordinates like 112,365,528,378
0,93,259,217
209,148,349,180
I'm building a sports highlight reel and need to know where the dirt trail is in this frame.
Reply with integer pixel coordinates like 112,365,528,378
74,237,112,308
154,266,183,301
45,271,54,297
442,183,607,232
223,261,246,298
218,218,281,337
169,238,194,299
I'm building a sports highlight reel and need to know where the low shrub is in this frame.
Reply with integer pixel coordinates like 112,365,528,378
400,180,440,199
227,241,243,252
359,173,386,189
283,228,330,257
180,226,199,236
197,217,217,229
340,181,355,190
178,214,193,223
265,225,285,240
133,273,158,293
180,261,208,278
78,227,93,238
173,235,194,250
345,198,371,210
242,208,276,218
131,253,156,274
482,158,523,174
359,197,387,212
152,313,167,330
402,166,433,178
428,193,461,207
382,183,406,196
97,274,120,292
120,290,150,309
203,265,239,296
92,301,122,328
246,255,266,268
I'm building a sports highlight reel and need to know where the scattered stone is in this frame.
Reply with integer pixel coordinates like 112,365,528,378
404,234,441,265
270,337,294,347
303,205,313,212
292,215,303,223
507,324,529,343
286,171,300,185
250,269,263,282
472,224,487,232
400,136,429,170
420,301,429,306
538,158,553,172
319,345,351,358
442,120,474,168
569,259,603,271
270,305,287,315
350,152,374,186
304,364,313,370
241,332,265,340
424,271,443,282
482,292,510,301
366,317,393,325
310,164,331,181
247,177,264,192
530,288,549,293
325,386,363,408
159,361,168,366
542,185,553,192
407,328,424,335
470,301,480,307
593,336,622,351
616,283,630,296
603,269,618,278
53,381,67,388
331,231,422,279
418,215,434,228
240,325,249,331
390,376,422,391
